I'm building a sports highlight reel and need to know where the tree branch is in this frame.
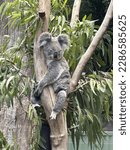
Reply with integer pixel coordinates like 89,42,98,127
70,0,81,27
70,0,113,92
38,0,51,32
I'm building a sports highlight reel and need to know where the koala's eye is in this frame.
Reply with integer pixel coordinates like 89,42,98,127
48,49,53,55
49,49,53,52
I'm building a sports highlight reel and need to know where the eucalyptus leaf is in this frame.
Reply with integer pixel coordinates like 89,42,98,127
6,76,15,90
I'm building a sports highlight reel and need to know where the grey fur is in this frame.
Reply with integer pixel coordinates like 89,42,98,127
32,32,70,119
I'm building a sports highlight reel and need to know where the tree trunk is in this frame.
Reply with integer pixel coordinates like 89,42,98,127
33,0,68,149
0,99,33,150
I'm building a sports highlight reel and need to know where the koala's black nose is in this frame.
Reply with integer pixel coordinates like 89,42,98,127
54,52,58,59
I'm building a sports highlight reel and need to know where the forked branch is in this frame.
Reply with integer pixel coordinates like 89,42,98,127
70,0,113,92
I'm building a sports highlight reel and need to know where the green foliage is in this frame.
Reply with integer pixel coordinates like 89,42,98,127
51,0,71,19
0,0,113,149
0,37,32,108
0,0,38,29
0,0,37,108
67,71,112,149
0,130,17,150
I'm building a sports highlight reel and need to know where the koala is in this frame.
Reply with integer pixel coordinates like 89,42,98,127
31,32,70,120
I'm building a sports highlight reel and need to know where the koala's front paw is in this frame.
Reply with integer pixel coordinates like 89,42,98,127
49,111,58,120
34,86,43,98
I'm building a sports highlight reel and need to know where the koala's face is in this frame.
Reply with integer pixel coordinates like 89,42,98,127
38,32,69,61
43,40,64,60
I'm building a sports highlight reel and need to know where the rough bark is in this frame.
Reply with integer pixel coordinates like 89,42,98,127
70,0,82,28
0,99,32,150
0,0,8,44
0,2,33,149
33,0,68,149
70,0,113,92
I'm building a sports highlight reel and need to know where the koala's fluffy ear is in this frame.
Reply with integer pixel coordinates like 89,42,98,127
38,32,52,48
58,34,69,50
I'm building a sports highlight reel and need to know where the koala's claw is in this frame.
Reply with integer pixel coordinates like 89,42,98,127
32,103,41,109
49,111,57,120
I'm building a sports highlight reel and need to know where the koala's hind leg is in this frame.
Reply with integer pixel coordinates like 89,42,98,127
50,90,67,120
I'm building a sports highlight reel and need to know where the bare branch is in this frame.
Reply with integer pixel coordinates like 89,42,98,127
70,0,82,27
70,0,113,92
